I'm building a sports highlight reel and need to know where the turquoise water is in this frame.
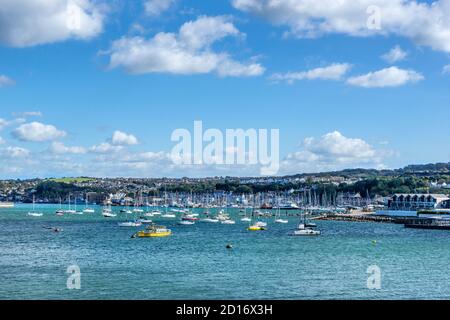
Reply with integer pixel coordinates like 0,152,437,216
1,204,450,300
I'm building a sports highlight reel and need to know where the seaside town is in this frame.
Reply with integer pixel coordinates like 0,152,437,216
1,163,450,231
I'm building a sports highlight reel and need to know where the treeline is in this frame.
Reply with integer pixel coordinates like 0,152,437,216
161,177,439,197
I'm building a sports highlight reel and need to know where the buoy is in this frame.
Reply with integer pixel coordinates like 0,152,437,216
226,244,233,249
372,240,377,245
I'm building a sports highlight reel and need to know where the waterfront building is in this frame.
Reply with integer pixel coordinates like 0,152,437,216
387,194,450,211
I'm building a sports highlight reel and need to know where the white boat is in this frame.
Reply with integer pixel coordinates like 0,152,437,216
241,217,252,222
178,220,195,225
137,218,153,224
221,219,236,225
151,210,162,216
28,212,43,217
293,224,321,236
0,202,14,208
255,221,268,227
133,209,144,213
202,218,220,223
143,212,154,217
102,207,116,218
161,213,176,218
28,196,43,217
118,221,142,227
275,219,289,224
83,194,95,213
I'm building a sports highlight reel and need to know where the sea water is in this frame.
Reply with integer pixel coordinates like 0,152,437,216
1,204,450,300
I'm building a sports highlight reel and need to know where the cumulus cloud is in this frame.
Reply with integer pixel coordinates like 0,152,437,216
1,146,30,158
347,66,424,88
381,45,408,63
49,141,86,154
269,63,352,84
144,0,175,16
232,0,450,53
0,0,106,48
111,130,139,146
281,131,389,174
108,15,265,77
12,121,67,142
0,75,15,87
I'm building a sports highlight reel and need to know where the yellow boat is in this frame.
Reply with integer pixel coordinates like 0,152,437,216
134,224,172,238
248,225,266,231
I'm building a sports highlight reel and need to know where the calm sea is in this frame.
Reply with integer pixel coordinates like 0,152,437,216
1,204,449,300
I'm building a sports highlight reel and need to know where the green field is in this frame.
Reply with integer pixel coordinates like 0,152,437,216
48,177,93,184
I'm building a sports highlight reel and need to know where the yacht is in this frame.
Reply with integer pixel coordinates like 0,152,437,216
102,206,116,218
293,224,321,236
118,221,142,227
28,196,43,217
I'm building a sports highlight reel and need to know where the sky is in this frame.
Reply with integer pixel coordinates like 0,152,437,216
0,0,450,179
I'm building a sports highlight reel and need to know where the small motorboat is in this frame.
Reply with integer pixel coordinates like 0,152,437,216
133,224,172,238
275,219,289,224
161,213,176,218
241,217,252,222
102,209,117,218
28,212,43,217
137,218,153,224
118,221,142,227
178,220,195,226
143,212,154,217
56,210,64,216
255,221,267,227
133,208,144,213
201,218,220,223
248,224,266,231
83,208,95,213
221,219,236,225
182,215,199,221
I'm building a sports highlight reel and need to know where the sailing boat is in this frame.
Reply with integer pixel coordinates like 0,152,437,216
274,199,288,224
56,197,64,216
240,207,252,222
102,204,116,218
292,212,320,236
161,190,176,218
64,194,76,214
28,195,43,217
133,191,144,213
83,194,95,213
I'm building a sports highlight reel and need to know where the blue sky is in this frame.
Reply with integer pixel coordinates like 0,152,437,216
0,0,450,178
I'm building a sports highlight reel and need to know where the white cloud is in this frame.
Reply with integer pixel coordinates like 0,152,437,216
281,131,389,174
89,142,123,154
0,0,106,48
144,0,175,16
112,130,139,146
12,121,67,142
49,141,86,154
108,15,265,77
232,0,450,53
347,66,424,88
1,146,30,158
269,63,352,84
0,75,15,87
381,45,408,63
443,64,450,74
